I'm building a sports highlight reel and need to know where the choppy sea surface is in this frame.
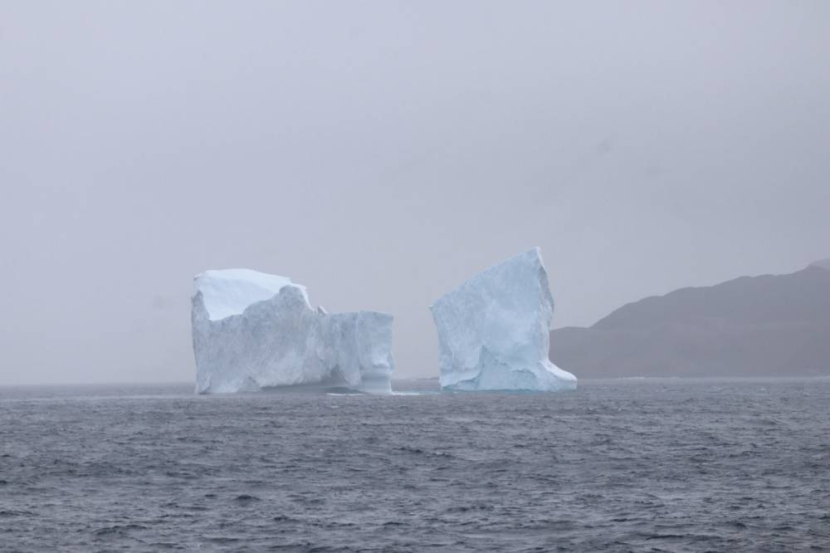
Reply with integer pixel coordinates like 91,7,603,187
1,378,829,552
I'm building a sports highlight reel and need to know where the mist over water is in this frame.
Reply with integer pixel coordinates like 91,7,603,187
2,1,830,385
2,3,828,552
2,378,828,551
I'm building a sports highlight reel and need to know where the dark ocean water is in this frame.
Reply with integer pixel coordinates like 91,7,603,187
1,378,829,552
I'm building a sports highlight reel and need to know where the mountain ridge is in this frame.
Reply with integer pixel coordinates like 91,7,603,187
550,261,830,377
811,258,830,271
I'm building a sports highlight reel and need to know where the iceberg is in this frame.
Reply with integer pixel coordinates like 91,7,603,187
192,269,394,394
430,248,577,392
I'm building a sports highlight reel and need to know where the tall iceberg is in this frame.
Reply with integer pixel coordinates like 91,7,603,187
430,248,577,391
192,269,394,394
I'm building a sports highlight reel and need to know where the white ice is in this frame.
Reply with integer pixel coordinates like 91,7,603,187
192,269,394,394
193,268,309,321
430,248,577,392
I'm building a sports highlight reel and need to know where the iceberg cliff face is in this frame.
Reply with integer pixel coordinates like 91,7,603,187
192,269,394,394
430,248,576,392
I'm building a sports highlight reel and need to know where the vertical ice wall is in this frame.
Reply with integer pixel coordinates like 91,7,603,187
430,248,577,391
192,269,394,394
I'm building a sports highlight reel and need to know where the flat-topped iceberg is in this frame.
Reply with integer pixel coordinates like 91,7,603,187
192,269,394,394
430,248,577,392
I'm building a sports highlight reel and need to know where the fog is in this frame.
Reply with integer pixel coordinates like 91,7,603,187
1,1,828,384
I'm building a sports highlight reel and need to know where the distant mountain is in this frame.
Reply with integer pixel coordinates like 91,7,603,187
812,258,830,271
550,262,830,377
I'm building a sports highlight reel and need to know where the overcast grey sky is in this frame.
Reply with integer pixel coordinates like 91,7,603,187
1,1,828,385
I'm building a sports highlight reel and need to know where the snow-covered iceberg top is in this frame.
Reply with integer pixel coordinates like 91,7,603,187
192,269,394,394
430,248,577,392
193,269,310,321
